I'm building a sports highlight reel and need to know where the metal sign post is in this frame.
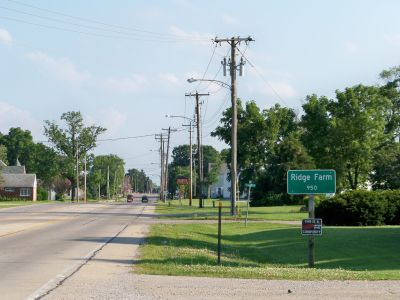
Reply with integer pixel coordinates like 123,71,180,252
287,169,336,268
308,195,315,267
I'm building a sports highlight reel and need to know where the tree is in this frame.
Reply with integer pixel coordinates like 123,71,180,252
371,142,400,189
379,66,400,141
301,95,333,168
29,143,60,186
0,127,34,167
91,155,124,198
0,144,8,164
330,85,391,189
52,176,71,200
44,111,106,200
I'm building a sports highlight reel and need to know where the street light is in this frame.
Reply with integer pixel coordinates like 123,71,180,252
187,78,231,89
187,77,238,216
166,114,195,206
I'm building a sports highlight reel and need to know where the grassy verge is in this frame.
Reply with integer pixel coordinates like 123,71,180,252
0,200,53,209
136,222,400,280
156,199,307,221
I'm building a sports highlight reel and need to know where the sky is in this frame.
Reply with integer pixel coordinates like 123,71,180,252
1,0,400,183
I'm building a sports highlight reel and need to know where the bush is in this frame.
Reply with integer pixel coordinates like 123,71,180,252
37,187,48,201
0,196,29,202
316,190,400,226
251,193,304,207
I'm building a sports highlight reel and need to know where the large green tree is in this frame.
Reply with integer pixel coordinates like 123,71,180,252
301,85,391,190
44,111,106,200
0,127,34,167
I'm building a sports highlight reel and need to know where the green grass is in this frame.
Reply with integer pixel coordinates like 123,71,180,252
136,222,400,280
156,199,307,221
0,200,53,209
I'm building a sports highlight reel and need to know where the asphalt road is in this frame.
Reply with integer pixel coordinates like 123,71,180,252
0,201,148,300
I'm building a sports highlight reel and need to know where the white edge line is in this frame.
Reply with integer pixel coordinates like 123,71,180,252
26,224,129,300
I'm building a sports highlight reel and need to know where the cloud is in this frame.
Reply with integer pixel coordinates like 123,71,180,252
103,74,147,93
92,109,127,135
345,42,360,54
247,81,297,99
168,25,213,45
173,0,192,8
26,52,91,84
159,72,181,85
0,101,42,138
222,14,239,26
385,33,400,47
0,28,13,46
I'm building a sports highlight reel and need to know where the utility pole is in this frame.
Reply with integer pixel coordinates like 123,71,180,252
155,134,166,201
162,127,177,201
185,92,209,208
98,169,101,200
76,140,79,203
113,170,117,199
183,120,194,206
214,36,254,215
84,155,87,203
107,165,110,200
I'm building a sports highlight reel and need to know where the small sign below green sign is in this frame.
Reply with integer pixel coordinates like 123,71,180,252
287,169,336,195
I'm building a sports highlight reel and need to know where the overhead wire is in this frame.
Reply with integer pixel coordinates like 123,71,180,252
0,5,205,42
4,0,210,41
0,15,191,43
236,45,290,107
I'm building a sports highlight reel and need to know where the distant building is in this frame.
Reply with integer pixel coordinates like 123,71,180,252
209,163,231,199
0,160,37,201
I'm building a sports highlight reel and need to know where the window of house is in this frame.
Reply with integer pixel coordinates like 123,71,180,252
20,188,31,197
4,187,15,192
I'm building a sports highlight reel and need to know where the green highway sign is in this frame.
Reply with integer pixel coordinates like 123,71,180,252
246,183,256,188
287,169,336,195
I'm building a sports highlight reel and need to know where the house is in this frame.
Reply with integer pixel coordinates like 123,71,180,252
0,160,37,201
209,163,231,199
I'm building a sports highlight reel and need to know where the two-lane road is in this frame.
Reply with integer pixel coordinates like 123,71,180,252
0,202,147,299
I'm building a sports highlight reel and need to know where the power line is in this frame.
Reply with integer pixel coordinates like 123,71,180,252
0,14,207,43
195,44,217,90
97,133,156,142
0,5,203,42
4,0,210,41
236,45,290,107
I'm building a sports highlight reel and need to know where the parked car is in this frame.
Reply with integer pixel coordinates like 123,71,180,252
127,194,134,203
141,195,148,203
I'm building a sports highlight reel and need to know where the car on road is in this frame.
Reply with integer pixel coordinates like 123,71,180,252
127,194,134,203
141,195,148,203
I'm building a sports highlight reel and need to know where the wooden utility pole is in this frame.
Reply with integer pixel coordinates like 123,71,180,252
213,36,254,216
183,121,194,206
185,92,209,208
107,165,110,200
162,127,177,200
84,155,87,203
76,140,79,202
98,169,101,200
155,134,166,201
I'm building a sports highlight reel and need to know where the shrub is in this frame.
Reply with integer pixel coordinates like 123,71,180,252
251,193,304,207
316,190,400,226
37,187,48,201
0,196,28,202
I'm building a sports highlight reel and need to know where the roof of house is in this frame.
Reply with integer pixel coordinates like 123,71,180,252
0,174,36,188
1,166,26,174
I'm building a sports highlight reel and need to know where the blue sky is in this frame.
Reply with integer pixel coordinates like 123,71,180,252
1,0,400,182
